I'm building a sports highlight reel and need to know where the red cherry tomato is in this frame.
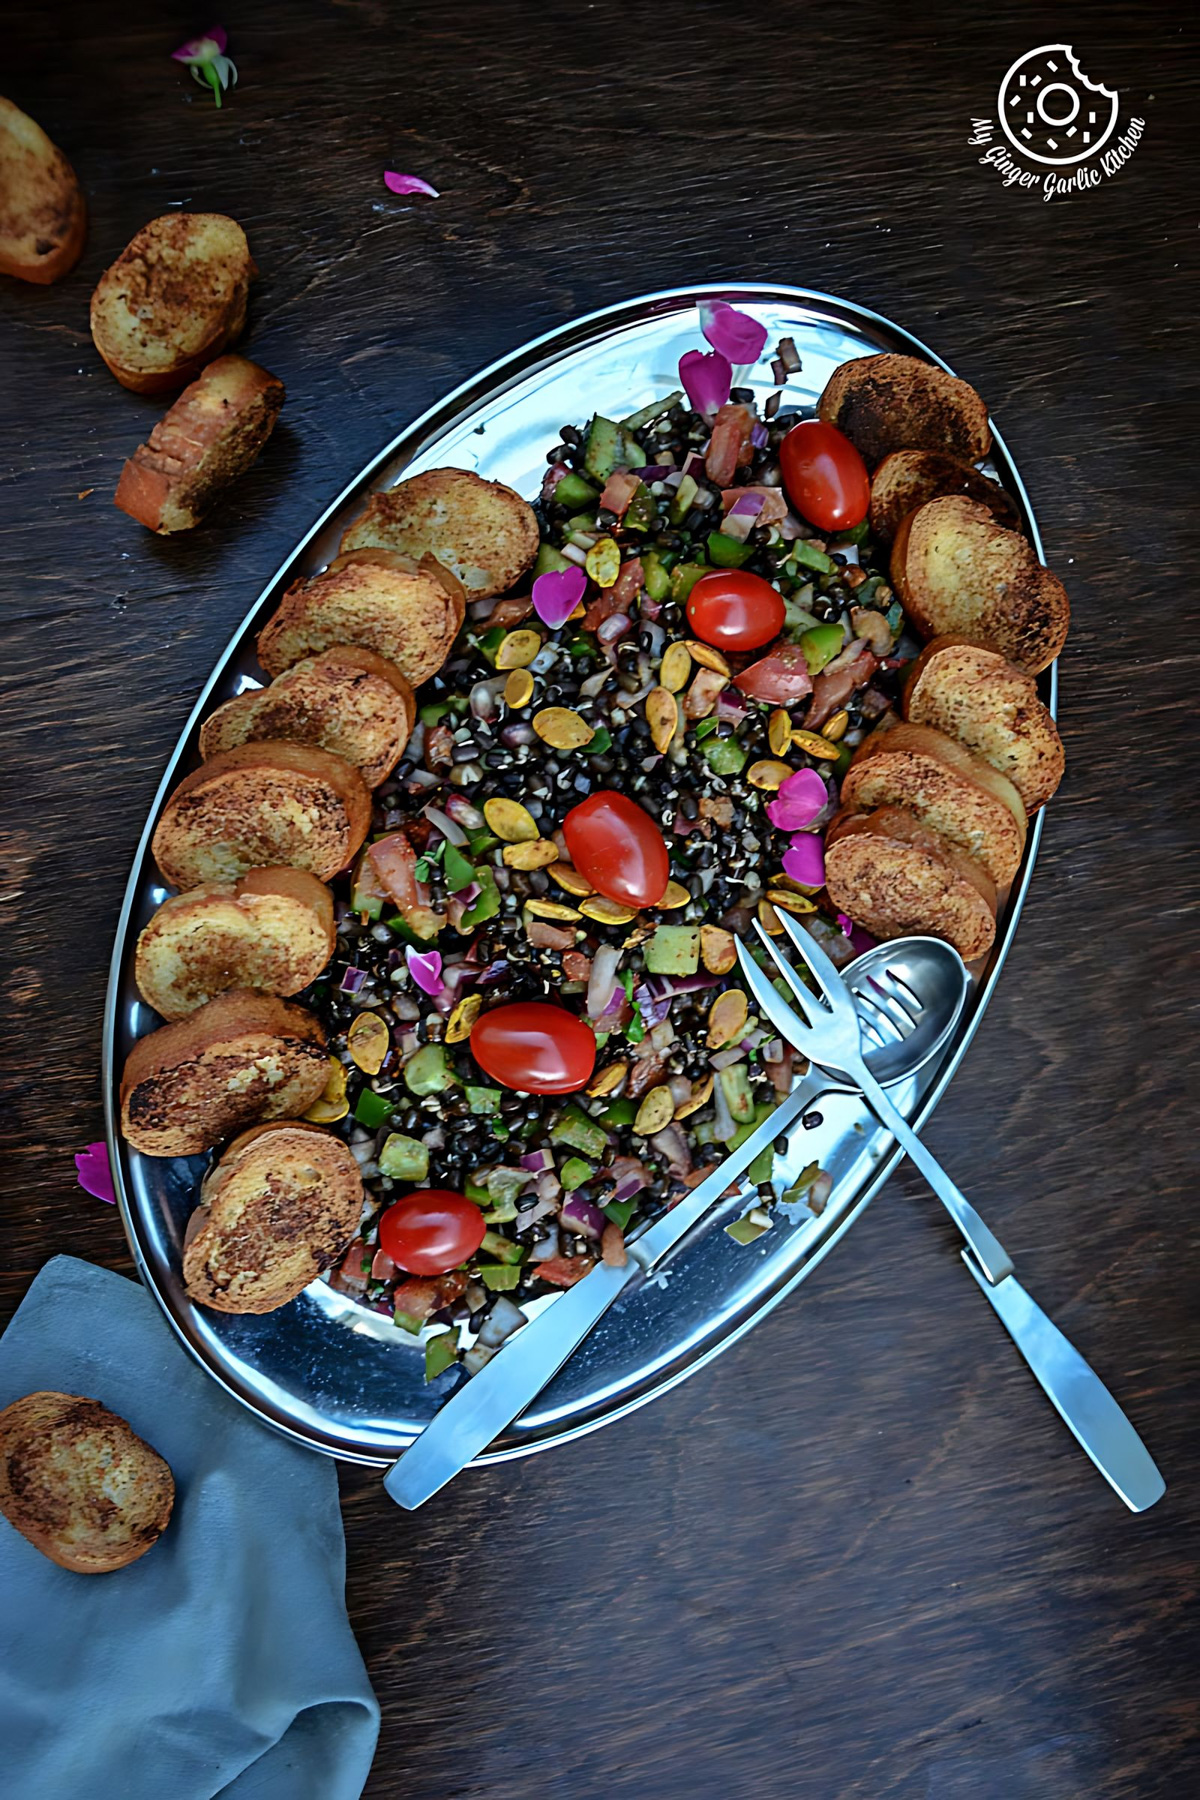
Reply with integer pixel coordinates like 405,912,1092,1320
471,1000,596,1094
378,1190,485,1276
562,791,670,909
733,643,814,704
779,420,870,533
685,570,786,654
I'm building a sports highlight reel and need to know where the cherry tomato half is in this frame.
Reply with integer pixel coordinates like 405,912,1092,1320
563,791,670,909
779,420,870,534
471,1000,596,1094
685,570,785,654
378,1189,485,1276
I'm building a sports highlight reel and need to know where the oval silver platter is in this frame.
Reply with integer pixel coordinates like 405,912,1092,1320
103,283,1054,1468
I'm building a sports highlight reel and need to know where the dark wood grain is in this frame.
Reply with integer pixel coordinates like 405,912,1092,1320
2,2,1198,1795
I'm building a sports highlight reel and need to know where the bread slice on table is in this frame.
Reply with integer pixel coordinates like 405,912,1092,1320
839,721,1027,888
114,355,284,534
199,647,415,787
0,1391,173,1573
120,988,329,1157
90,212,255,393
256,549,466,687
817,353,991,468
152,741,371,891
183,1121,364,1314
904,636,1064,813
0,96,86,284
825,806,997,961
891,495,1069,674
868,449,1020,545
135,867,335,1020
340,468,540,601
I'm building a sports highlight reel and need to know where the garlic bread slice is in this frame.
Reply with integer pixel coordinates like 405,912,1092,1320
825,807,997,962
818,353,990,467
340,467,539,600
904,636,1064,812
0,96,86,284
868,449,1019,545
256,548,465,687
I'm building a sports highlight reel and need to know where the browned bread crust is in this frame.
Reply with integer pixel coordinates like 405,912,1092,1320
90,213,255,394
868,449,1020,545
183,1121,364,1314
817,353,991,468
256,549,466,687
840,721,1027,888
339,468,540,600
904,635,1065,812
114,355,284,534
0,1391,174,1573
199,646,416,787
891,496,1069,674
825,807,997,961
135,867,335,1019
0,96,86,284
120,988,329,1156
151,741,372,890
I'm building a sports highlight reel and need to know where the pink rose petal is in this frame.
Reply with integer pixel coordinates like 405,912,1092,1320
384,171,440,199
406,946,444,995
532,563,587,629
699,301,769,365
75,1142,116,1205
679,348,732,417
781,833,826,888
172,25,227,62
766,767,829,833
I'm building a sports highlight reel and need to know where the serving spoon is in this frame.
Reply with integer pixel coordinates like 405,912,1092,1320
384,934,969,1510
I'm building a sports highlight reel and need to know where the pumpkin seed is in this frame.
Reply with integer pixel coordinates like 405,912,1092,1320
495,628,543,670
503,668,535,709
533,706,595,750
347,1011,389,1075
747,759,795,791
503,838,560,869
791,728,842,761
757,897,785,935
445,993,483,1044
820,710,849,742
634,1085,675,1135
580,896,637,925
707,988,748,1049
768,708,793,757
584,536,621,587
674,1072,714,1119
700,924,736,975
660,641,692,692
767,888,818,915
524,898,581,922
549,863,595,897
684,639,732,677
484,796,539,842
657,880,690,910
304,1056,349,1123
646,686,680,755
587,1061,628,1098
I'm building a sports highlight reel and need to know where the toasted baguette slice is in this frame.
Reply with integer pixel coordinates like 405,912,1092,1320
135,867,335,1020
904,636,1064,813
0,96,86,284
0,1391,174,1573
825,807,997,961
817,353,990,468
183,1121,364,1314
152,741,371,891
868,450,1020,545
340,468,540,600
114,355,284,534
840,721,1027,888
120,988,329,1157
257,548,465,686
199,647,415,787
891,496,1069,674
90,213,255,394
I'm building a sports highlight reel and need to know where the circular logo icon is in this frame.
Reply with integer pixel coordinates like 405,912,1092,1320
997,44,1119,166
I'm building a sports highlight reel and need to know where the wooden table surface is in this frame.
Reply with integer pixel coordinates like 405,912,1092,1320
3,3,1197,1795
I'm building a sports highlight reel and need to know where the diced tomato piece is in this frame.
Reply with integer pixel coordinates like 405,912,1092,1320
534,1255,596,1287
368,834,443,937
807,642,879,729
391,1270,470,1323
562,951,592,982
721,485,790,526
599,470,641,517
705,404,756,487
733,644,814,704
488,593,535,629
371,1248,398,1281
581,557,643,631
330,1240,369,1294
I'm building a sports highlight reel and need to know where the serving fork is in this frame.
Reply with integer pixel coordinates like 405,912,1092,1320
737,910,1165,1513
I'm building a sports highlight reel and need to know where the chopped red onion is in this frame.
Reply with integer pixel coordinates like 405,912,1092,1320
444,794,485,829
422,802,467,846
642,970,722,1000
477,958,510,987
560,542,587,566
650,1123,692,1179
468,597,496,622
535,1168,563,1206
520,1148,555,1175
587,944,621,1019
728,491,765,518
711,1073,738,1144
763,1038,785,1064
638,465,675,481
597,612,634,645
530,1226,561,1262
715,688,748,722
633,982,671,1029
339,967,367,994
477,1296,526,1347
710,1046,746,1070
720,507,758,544
607,1161,651,1204
560,1195,605,1239
750,422,769,448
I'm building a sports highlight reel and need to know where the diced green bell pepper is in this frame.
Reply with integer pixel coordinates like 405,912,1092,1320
419,700,452,726
719,1063,755,1124
583,726,612,755
554,472,599,510
466,1084,502,1116
669,561,708,605
707,531,754,569
459,866,501,931
702,737,748,776
442,843,476,893
560,1157,593,1190
353,1090,394,1129
603,1196,637,1230
480,1264,523,1291
643,925,700,976
584,416,623,482
600,1097,637,1127
669,474,699,525
790,541,835,575
464,1177,492,1205
479,1230,525,1265
404,1044,457,1096
425,1329,459,1382
640,551,671,601
378,1133,430,1181
551,1108,609,1158
800,623,845,676
475,625,506,665
534,541,572,577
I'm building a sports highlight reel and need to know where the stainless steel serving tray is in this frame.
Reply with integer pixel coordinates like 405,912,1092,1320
103,284,1055,1467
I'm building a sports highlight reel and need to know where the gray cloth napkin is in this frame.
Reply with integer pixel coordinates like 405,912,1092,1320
0,1256,380,1800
